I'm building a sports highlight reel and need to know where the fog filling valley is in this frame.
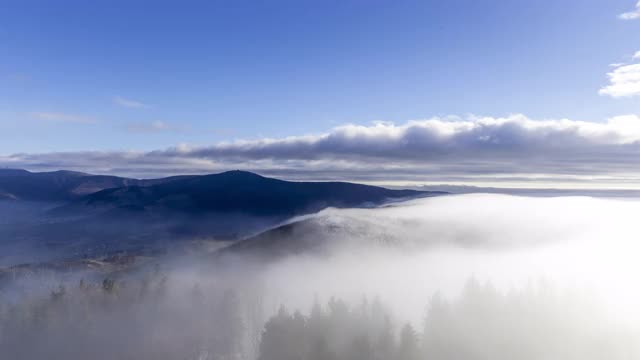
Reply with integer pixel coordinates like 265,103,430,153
3,194,640,359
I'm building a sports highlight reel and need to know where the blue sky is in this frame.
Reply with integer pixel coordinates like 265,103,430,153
1,0,640,185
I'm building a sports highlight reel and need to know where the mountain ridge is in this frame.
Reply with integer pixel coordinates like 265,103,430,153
64,169,440,217
0,169,446,266
0,168,197,202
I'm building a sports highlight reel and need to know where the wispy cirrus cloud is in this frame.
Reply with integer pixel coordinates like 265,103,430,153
125,120,184,134
5,114,640,186
113,96,150,109
30,112,97,124
599,51,640,98
619,1,640,20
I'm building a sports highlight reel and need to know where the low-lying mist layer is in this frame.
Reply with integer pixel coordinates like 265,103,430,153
3,194,640,359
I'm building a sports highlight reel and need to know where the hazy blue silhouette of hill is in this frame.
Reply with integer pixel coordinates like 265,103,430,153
0,168,194,202
72,170,432,217
0,170,443,266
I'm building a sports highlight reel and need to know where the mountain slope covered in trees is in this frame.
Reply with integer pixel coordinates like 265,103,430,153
64,170,435,216
0,169,442,267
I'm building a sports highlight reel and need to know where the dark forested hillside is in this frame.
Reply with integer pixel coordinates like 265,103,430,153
0,169,442,266
0,169,438,213
75,170,434,216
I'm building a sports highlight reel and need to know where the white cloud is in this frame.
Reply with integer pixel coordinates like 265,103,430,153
619,1,640,20
31,112,97,124
126,120,179,133
599,62,640,98
114,96,150,109
196,114,640,156
6,114,640,185
634,51,640,60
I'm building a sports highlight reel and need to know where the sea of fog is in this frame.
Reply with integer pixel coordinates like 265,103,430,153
254,194,640,325
3,193,640,359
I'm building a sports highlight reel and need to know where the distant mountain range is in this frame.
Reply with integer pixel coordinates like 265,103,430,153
0,169,445,266
0,168,442,217
61,170,436,217
0,169,438,213
0,168,194,202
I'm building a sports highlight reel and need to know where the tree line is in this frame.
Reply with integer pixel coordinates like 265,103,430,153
0,274,637,360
